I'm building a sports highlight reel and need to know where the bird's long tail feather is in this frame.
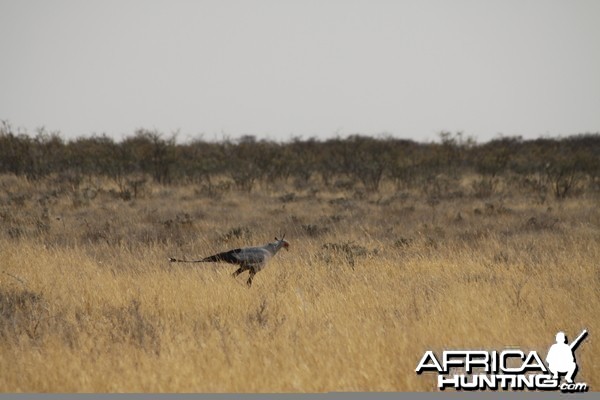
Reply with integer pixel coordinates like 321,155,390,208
168,257,209,263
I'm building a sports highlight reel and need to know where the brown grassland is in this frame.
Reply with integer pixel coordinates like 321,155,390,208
0,172,598,392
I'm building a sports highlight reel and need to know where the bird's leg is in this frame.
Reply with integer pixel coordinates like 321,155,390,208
247,270,256,287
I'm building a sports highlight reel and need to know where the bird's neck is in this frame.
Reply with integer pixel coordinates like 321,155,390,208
267,241,283,254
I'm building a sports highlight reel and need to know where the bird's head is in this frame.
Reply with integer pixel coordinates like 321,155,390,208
275,234,290,251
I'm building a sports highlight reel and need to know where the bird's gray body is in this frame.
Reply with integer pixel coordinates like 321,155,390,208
169,236,289,287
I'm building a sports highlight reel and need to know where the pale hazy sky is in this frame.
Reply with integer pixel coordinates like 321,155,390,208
1,0,599,142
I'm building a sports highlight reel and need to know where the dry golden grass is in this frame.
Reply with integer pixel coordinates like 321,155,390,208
0,174,598,392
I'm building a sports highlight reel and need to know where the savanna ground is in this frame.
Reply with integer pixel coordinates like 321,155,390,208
0,171,598,392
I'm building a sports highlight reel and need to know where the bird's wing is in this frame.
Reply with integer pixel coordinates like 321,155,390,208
201,247,270,266
234,247,270,265
201,248,245,264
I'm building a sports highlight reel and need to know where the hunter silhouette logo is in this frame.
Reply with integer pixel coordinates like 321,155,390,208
546,330,587,384
415,329,589,392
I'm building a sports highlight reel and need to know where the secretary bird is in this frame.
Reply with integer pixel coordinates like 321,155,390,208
169,235,289,287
